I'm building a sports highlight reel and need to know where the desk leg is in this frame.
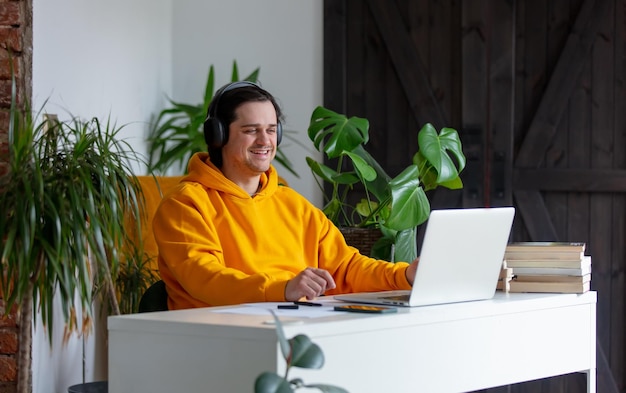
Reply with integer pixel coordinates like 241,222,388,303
587,368,596,393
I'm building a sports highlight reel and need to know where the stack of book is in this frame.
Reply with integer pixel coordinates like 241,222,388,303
496,264,513,292
504,242,591,294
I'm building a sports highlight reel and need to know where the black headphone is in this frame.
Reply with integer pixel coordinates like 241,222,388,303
203,81,283,149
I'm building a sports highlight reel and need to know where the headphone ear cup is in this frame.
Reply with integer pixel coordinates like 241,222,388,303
276,122,283,146
204,117,227,148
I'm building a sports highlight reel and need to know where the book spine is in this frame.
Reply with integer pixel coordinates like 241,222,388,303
508,281,590,294
509,265,592,276
505,259,589,268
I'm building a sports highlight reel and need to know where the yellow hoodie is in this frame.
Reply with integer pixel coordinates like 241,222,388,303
154,152,411,310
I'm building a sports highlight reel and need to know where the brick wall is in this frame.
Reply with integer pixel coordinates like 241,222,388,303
0,0,33,392
0,304,17,393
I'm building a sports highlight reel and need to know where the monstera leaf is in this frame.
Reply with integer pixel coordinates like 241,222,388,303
308,106,369,159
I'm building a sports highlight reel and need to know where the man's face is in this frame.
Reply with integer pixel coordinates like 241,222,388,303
221,100,278,179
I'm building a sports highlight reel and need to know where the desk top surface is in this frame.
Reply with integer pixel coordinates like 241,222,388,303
108,291,596,339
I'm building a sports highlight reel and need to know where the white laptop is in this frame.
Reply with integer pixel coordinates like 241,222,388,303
334,207,515,307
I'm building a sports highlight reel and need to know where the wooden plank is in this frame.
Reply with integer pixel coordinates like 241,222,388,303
488,0,515,207
460,0,487,131
460,0,488,207
343,0,367,208
322,0,348,201
429,0,454,126
400,0,432,173
512,0,526,153
514,169,626,191
323,0,347,112
513,190,558,240
609,0,626,388
567,0,591,260
590,0,615,374
382,62,411,177
510,0,530,242
366,0,447,128
597,336,621,393
404,0,430,71
600,1,625,390
515,0,612,167
510,0,550,252
346,0,366,117
544,0,574,243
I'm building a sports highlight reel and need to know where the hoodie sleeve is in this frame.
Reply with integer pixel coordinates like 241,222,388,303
312,214,413,294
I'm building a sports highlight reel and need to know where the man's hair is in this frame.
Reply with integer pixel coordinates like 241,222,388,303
207,83,283,168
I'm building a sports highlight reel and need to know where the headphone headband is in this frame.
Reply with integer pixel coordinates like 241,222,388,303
203,81,283,148
206,81,260,120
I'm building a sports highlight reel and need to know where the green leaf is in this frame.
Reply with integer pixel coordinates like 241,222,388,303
370,233,395,260
384,166,431,230
0,100,148,337
354,199,378,218
306,157,359,186
344,151,376,182
254,372,293,393
202,65,216,114
351,145,391,203
288,334,325,369
269,311,291,362
322,198,343,223
438,176,464,190
392,227,419,262
307,106,369,158
231,61,240,81
303,383,350,393
417,124,466,184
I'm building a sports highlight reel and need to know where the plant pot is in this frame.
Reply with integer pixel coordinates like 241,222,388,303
340,227,383,257
67,381,108,393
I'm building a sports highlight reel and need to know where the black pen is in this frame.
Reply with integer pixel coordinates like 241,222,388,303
294,301,323,307
278,304,299,310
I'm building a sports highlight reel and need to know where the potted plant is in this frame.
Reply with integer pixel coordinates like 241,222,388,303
255,312,348,393
306,106,466,262
0,84,148,393
147,61,299,177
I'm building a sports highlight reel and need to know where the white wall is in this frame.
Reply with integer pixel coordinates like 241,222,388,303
32,0,173,174
31,1,322,392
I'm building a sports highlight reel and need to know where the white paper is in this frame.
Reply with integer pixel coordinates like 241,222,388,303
211,299,342,318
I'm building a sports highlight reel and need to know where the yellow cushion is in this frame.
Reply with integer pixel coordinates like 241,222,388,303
132,176,184,274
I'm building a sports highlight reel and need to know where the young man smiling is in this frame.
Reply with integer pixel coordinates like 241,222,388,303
153,81,418,310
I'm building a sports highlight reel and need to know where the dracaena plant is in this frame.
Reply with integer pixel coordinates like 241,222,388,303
0,80,150,393
306,106,466,263
254,311,348,393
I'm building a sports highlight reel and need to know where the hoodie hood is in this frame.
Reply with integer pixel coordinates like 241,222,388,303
183,152,279,199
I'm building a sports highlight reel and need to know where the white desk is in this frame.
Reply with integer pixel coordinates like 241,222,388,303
108,292,596,393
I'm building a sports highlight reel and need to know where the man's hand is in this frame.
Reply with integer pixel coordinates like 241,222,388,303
285,267,336,301
405,257,419,285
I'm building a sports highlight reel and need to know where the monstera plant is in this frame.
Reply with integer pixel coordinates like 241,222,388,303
306,106,466,262
255,311,348,393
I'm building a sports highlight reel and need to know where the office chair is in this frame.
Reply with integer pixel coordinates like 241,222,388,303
138,280,168,313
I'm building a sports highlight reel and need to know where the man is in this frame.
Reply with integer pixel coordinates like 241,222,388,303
153,81,418,310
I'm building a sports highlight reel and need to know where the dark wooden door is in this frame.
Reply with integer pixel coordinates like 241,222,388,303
324,1,625,392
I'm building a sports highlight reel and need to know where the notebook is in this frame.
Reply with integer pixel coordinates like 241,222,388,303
334,207,515,307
